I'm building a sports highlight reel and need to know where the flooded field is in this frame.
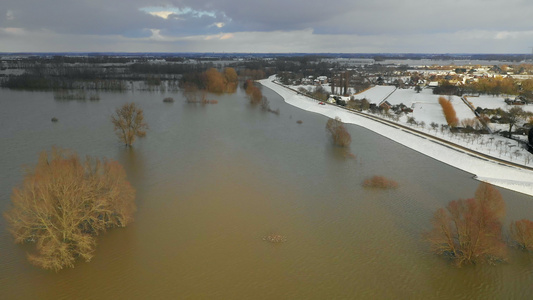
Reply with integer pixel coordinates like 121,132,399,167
0,86,532,299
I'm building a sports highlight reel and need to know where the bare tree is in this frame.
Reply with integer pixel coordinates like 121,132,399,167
426,182,506,266
430,122,439,132
111,102,148,147
502,106,524,138
3,148,136,271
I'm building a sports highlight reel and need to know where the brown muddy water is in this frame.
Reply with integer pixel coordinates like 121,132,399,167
0,85,532,299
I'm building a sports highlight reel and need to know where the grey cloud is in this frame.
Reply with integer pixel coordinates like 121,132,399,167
1,1,158,36
159,10,232,36
3,0,533,37
1,0,533,53
171,0,533,35
0,0,227,37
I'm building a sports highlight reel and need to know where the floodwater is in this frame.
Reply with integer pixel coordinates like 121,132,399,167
0,85,532,299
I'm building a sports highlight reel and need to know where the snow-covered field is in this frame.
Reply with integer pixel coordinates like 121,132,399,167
355,85,396,103
295,84,479,127
355,86,476,124
262,77,533,197
411,103,447,125
466,94,533,113
465,95,509,110
413,95,474,125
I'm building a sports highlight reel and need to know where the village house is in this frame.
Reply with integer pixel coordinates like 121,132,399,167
379,100,392,111
327,95,350,105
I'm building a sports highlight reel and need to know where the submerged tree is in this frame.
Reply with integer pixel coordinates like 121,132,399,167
363,176,398,189
3,148,136,271
245,79,264,104
326,117,351,147
205,68,226,94
510,219,533,251
426,182,506,266
111,102,148,147
223,67,238,93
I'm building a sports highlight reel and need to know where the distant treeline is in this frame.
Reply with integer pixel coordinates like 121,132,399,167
2,75,127,91
129,62,215,75
2,75,50,90
434,77,533,100
1,57,270,90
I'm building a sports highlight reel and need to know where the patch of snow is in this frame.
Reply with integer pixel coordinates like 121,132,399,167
354,86,396,103
466,95,509,110
412,103,446,125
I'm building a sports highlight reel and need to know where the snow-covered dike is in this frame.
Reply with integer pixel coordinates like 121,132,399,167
260,78,533,197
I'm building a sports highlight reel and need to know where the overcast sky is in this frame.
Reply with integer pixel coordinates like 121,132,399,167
1,0,532,53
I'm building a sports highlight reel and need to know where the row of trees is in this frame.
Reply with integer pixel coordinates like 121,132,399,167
467,77,533,98
427,182,533,266
438,97,459,127
473,77,518,96
297,86,329,101
433,77,533,99
2,75,128,91
330,71,351,96
1,58,266,92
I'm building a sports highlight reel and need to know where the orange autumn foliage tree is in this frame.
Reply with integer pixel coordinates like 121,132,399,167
3,148,136,271
223,67,238,93
474,77,518,95
245,79,264,104
426,182,506,266
204,67,239,94
438,97,459,127
205,68,226,94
